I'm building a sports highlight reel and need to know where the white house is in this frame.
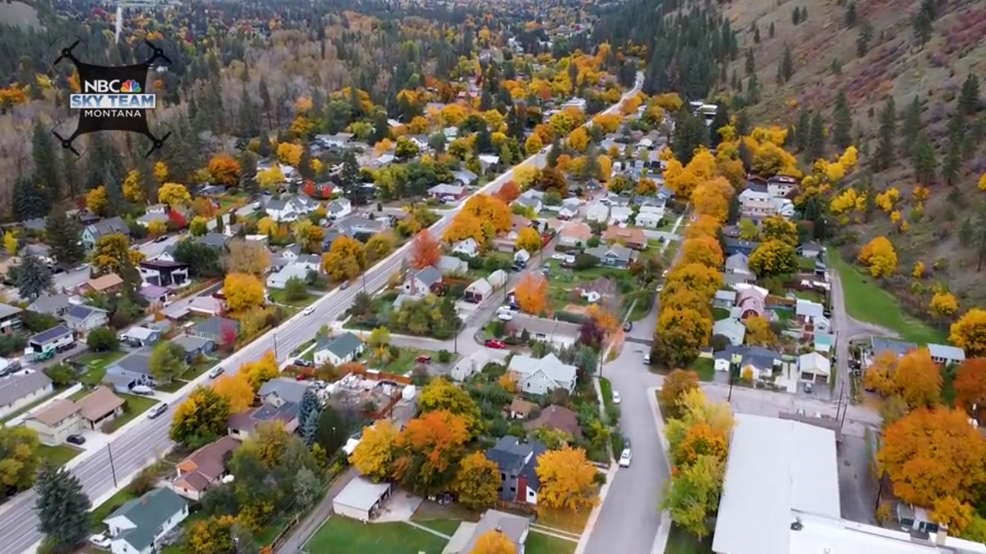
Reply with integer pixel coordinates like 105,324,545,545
515,192,543,215
798,352,831,382
313,332,365,366
403,266,442,297
635,209,664,229
327,198,353,220
266,263,311,290
265,196,312,222
0,372,53,419
712,318,746,347
610,206,633,225
928,343,966,366
508,354,577,396
585,202,609,223
452,238,480,258
104,488,188,554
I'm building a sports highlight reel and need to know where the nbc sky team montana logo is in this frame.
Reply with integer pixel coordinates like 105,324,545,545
54,40,172,157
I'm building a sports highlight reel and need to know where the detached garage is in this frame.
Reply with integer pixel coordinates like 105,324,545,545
332,477,393,521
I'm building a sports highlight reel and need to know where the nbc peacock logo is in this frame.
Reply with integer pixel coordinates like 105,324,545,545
120,80,141,93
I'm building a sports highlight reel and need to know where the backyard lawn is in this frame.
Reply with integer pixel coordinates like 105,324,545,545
689,358,716,382
305,517,448,554
103,394,159,433
527,532,577,554
828,251,946,344
411,518,464,536
76,350,127,386
664,524,713,554
37,444,82,465
374,348,448,375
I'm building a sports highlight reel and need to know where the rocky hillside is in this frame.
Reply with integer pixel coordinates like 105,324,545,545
719,0,986,320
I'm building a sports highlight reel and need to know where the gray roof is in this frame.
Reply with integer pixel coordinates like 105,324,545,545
412,266,442,288
171,334,212,353
870,337,916,358
0,303,22,319
428,183,465,195
62,304,106,324
30,325,72,345
486,435,534,475
333,477,392,512
258,377,309,404
518,441,548,492
27,294,71,315
725,253,750,271
191,317,239,338
713,414,840,554
507,353,577,385
88,216,129,239
714,345,782,370
198,233,229,248
0,371,52,407
460,510,530,554
111,350,154,376
107,488,187,552
317,332,364,359
584,244,633,262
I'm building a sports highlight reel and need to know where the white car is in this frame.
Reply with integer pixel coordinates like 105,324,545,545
147,403,168,419
208,366,224,379
612,391,621,404
619,440,633,467
303,306,315,316
497,311,514,322
89,534,111,548
551,253,566,260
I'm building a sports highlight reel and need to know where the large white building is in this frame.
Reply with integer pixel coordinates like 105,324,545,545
714,413,986,554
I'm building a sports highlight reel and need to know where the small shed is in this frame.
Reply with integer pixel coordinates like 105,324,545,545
332,477,393,521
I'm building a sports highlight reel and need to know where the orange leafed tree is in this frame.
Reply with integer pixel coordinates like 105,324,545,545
494,181,521,204
444,211,485,246
463,194,511,234
514,273,548,315
680,236,724,269
394,410,470,492
664,263,723,301
690,177,734,223
878,407,986,506
685,215,721,240
410,229,441,269
672,422,729,467
212,373,254,413
208,155,242,186
658,369,700,419
535,445,599,511
469,529,517,554
864,348,942,408
953,358,986,416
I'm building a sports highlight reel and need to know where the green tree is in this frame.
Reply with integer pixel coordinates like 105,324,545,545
575,345,599,375
170,386,231,449
857,19,873,57
663,455,725,538
805,112,825,162
284,276,308,302
777,44,794,84
299,388,321,447
44,206,85,266
16,253,52,301
35,462,91,553
832,91,853,150
150,341,188,383
901,95,922,157
941,112,965,186
958,74,981,118
845,1,857,28
86,327,119,352
911,132,938,185
795,107,811,152
872,98,897,172
0,426,41,492
913,0,935,47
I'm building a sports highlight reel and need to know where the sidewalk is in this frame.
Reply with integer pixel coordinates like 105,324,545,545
646,385,672,554
275,467,358,554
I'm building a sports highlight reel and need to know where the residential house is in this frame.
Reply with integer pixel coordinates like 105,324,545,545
198,233,230,250
488,269,508,289
0,303,22,335
478,154,500,172
454,510,531,554
25,387,125,444
327,197,353,220
81,273,124,295
558,205,578,220
139,284,170,306
265,195,312,222
635,208,665,229
585,202,610,223
228,402,300,440
427,183,468,201
452,238,480,258
602,226,647,250
172,436,240,501
928,344,966,366
464,278,493,303
171,334,215,361
725,252,756,279
104,350,156,392
510,314,579,348
403,266,443,297
508,398,537,419
798,242,824,259
713,346,783,379
738,188,778,219
267,263,312,290
870,337,917,360
21,244,54,265
795,299,831,335
714,290,737,309
508,354,578,396
723,239,760,257
81,217,129,250
120,326,160,348
814,333,835,354
186,296,224,317
29,325,74,354
798,352,831,383
62,305,109,333
485,436,547,502
609,206,633,224
336,216,387,237
712,318,746,347
190,317,240,344
137,205,169,227
312,332,365,366
139,260,189,287
26,294,72,317
767,175,798,198
259,378,309,407
313,133,353,148
451,350,490,382
0,372,53,419
585,244,635,268
437,256,468,275
103,488,189,554
515,192,543,215
22,217,46,233
523,405,582,439
734,286,767,319
559,223,592,248
451,169,476,186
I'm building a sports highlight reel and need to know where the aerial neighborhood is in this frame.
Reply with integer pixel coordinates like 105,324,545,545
1,1,985,554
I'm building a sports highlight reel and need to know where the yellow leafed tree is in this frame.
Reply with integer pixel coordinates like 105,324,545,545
535,445,599,512
212,373,255,412
158,183,192,208
223,273,265,312
350,420,398,482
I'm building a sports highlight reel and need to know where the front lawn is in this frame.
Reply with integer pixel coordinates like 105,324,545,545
689,358,716,382
371,348,448,375
102,394,159,433
305,517,448,554
412,519,464,536
711,307,730,320
90,489,138,530
269,289,317,308
76,350,127,386
828,251,946,344
37,444,82,465
664,524,713,554
527,532,577,554
798,256,818,271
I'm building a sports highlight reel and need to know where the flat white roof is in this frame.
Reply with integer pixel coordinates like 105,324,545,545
332,477,390,512
713,414,841,554
790,514,986,554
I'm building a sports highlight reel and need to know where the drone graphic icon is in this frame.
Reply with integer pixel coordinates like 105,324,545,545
53,40,172,157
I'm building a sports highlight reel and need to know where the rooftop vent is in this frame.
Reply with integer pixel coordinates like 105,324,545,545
790,518,803,531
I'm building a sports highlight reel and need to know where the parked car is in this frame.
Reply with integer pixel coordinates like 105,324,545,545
497,312,513,322
154,235,170,243
131,385,154,396
643,353,651,364
66,434,85,445
484,339,506,349
302,306,315,316
612,391,621,404
415,355,432,364
294,358,314,368
623,321,633,332
89,534,111,548
147,403,168,419
295,373,309,381
208,366,224,379
803,382,814,394
340,281,351,290
619,439,632,467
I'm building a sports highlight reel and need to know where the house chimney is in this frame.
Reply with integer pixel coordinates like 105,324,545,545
790,517,803,531
935,525,948,546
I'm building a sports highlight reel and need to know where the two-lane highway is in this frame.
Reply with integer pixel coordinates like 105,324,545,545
1,74,643,554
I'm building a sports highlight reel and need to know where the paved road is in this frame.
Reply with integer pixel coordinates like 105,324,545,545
1,76,645,554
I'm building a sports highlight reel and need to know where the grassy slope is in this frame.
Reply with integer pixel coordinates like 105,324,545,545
719,0,986,306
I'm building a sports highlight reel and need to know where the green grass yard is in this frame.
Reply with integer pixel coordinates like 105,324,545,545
412,518,464,536
90,489,138,530
527,532,577,554
689,358,716,382
269,289,317,308
664,524,713,554
711,307,730,320
102,394,159,433
305,517,448,554
76,350,127,386
37,444,82,465
828,251,946,344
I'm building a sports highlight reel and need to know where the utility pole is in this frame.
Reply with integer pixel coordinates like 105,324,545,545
107,443,118,488
273,332,279,359
727,352,741,402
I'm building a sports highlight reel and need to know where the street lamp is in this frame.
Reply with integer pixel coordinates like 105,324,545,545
727,353,741,402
